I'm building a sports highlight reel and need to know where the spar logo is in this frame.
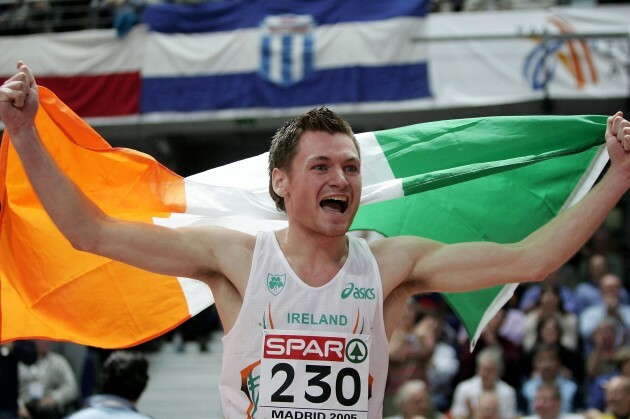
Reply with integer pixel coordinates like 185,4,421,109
259,14,315,87
346,338,368,364
264,334,368,363
341,282,376,300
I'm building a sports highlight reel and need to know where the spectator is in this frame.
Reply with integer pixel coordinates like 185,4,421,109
521,383,585,419
521,344,578,415
0,0,51,35
457,309,523,389
578,226,625,285
386,379,446,419
587,346,630,411
66,351,151,419
413,313,460,412
97,0,144,37
498,292,526,347
579,274,630,353
49,342,90,399
586,376,630,419
415,294,458,347
523,284,579,352
586,317,621,383
523,314,583,383
384,298,424,416
601,375,630,419
575,255,628,315
0,341,37,419
520,267,579,315
18,340,79,419
450,347,518,419
474,391,501,419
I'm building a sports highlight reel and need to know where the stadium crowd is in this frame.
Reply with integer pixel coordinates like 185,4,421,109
381,220,630,419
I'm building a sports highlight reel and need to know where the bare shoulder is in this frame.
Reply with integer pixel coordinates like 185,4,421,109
179,226,257,331
179,225,256,285
185,224,256,256
368,235,441,297
183,225,256,249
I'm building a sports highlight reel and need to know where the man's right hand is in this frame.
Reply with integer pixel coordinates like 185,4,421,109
0,61,39,135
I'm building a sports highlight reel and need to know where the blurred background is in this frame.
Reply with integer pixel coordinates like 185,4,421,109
1,1,630,418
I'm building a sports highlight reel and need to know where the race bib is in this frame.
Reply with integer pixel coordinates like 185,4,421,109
259,329,370,419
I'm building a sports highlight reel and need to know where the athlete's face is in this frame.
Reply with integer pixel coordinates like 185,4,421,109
272,131,361,237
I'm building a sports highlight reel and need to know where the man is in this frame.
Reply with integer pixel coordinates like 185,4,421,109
522,383,584,419
574,254,627,315
67,351,152,419
580,274,630,353
1,62,630,418
0,341,36,419
17,340,79,419
585,317,621,382
385,379,445,419
519,266,579,316
457,309,523,390
474,392,501,419
521,344,578,415
595,376,630,419
588,346,630,411
450,347,517,419
414,314,459,411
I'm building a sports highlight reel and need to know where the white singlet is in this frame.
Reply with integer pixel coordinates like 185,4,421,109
220,230,389,419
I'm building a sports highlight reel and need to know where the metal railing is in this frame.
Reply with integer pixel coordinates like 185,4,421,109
412,31,630,106
0,0,120,35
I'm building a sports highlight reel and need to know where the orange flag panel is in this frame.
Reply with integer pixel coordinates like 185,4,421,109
1,87,192,348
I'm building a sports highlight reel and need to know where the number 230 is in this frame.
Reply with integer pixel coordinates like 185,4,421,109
271,363,361,407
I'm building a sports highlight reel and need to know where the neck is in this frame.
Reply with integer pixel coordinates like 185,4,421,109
275,228,349,287
481,380,494,391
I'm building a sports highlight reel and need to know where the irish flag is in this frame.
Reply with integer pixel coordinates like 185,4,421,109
0,87,608,349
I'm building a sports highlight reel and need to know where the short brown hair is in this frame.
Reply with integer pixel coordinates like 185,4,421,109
268,107,358,212
101,351,149,401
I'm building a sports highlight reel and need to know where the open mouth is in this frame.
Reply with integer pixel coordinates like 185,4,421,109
320,196,348,214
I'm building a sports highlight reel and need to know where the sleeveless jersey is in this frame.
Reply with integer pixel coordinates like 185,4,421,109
220,230,389,419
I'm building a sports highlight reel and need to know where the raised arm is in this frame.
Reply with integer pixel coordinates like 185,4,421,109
376,112,630,297
0,62,251,287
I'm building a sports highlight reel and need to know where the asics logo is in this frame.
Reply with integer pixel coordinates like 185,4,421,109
341,282,375,300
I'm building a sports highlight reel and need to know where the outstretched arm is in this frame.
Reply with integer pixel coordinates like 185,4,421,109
0,62,250,285
376,112,630,296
